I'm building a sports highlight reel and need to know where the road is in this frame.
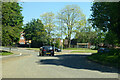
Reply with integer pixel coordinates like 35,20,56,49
1,48,119,78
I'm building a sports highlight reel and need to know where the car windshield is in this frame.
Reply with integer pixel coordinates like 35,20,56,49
43,46,53,51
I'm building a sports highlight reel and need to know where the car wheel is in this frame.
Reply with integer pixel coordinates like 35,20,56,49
52,53,54,56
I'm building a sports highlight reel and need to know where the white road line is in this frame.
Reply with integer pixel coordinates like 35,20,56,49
20,53,22,56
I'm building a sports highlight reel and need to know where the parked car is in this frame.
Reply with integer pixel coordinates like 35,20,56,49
98,48,109,53
39,46,54,56
54,47,61,52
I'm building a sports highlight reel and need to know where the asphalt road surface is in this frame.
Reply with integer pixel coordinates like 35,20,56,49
2,48,119,78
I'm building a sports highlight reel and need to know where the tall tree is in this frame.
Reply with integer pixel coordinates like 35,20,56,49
105,31,119,46
75,26,97,44
57,5,86,48
0,1,2,46
91,2,120,44
24,19,48,47
40,12,56,45
75,19,106,45
2,2,23,46
40,12,55,38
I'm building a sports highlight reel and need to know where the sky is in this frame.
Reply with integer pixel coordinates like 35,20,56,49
20,2,93,25
19,0,94,2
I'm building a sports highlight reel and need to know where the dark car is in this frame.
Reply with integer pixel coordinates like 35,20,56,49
39,46,54,56
98,48,109,53
54,47,61,52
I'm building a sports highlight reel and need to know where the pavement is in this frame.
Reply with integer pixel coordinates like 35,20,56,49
1,47,119,78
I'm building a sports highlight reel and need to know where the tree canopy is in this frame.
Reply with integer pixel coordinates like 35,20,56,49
75,24,105,45
40,12,55,37
57,5,86,48
91,2,120,44
24,19,48,47
2,2,23,46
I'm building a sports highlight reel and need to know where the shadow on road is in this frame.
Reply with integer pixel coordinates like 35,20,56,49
36,54,118,73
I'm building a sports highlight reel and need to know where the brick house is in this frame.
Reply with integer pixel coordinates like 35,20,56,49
19,31,26,44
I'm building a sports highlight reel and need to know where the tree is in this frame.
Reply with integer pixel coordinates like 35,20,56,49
40,12,56,45
24,19,48,47
90,2,120,44
40,12,55,37
57,5,86,48
105,31,119,46
55,39,60,48
2,2,23,46
75,20,106,46
75,26,97,44
0,1,2,46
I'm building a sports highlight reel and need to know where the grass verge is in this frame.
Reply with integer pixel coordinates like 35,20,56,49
0,50,13,56
71,50,97,53
87,49,120,69
64,48,91,50
27,48,91,51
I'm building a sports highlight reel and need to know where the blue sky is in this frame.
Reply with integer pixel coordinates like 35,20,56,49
21,2,93,25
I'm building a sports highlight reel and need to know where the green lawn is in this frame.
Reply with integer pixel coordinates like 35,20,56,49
71,50,97,53
88,49,120,69
27,48,91,51
0,51,13,56
64,48,91,50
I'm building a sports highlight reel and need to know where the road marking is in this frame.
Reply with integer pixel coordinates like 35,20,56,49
20,53,22,56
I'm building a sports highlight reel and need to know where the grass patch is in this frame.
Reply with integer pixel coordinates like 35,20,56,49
71,50,97,53
0,50,13,56
28,48,91,51
26,48,39,50
64,48,91,50
88,49,120,69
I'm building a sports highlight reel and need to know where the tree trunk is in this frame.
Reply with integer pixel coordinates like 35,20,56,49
68,34,71,48
68,29,72,48
68,38,71,48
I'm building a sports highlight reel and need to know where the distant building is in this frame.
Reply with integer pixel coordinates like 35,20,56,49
77,43,91,48
19,31,26,45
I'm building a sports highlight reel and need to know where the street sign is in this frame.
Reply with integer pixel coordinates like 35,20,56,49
29,40,31,43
